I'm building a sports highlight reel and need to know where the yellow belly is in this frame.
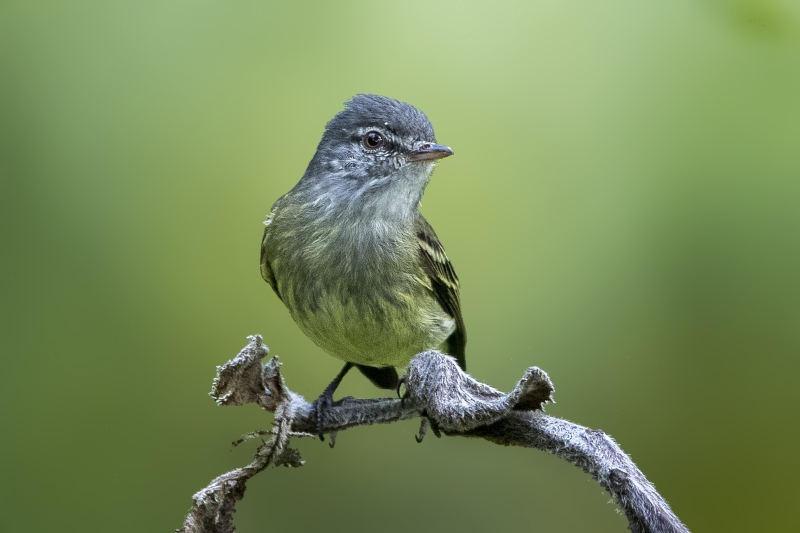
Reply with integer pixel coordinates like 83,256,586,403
289,287,454,368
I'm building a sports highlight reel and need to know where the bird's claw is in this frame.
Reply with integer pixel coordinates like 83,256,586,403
310,403,324,440
311,392,334,441
415,417,429,443
396,375,411,406
415,411,442,443
311,362,353,443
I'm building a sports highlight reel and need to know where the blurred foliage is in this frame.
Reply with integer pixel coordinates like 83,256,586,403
1,1,799,531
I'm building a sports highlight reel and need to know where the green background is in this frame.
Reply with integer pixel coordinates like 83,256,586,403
2,1,799,531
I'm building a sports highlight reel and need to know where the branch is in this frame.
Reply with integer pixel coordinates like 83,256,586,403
177,335,689,533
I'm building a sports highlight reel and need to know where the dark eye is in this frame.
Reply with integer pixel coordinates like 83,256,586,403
363,131,384,150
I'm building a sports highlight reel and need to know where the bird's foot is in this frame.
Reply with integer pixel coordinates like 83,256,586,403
311,395,345,448
396,375,440,442
310,391,336,443
311,362,353,445
415,410,442,443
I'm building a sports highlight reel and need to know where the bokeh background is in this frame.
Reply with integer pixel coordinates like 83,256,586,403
2,1,799,531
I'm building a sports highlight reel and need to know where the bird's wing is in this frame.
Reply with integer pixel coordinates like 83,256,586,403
414,214,467,370
260,210,283,302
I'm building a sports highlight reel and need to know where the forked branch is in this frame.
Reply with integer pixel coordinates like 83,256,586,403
177,336,689,533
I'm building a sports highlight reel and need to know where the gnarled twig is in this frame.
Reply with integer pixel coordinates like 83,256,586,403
177,335,689,533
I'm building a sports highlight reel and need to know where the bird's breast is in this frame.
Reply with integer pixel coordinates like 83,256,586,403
270,225,453,368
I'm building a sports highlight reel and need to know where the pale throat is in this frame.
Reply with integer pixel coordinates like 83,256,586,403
300,160,433,265
356,161,433,228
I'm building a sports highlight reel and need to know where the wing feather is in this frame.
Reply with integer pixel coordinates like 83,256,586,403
260,214,283,302
414,215,467,370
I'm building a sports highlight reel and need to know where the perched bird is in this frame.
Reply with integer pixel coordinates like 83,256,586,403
260,94,465,419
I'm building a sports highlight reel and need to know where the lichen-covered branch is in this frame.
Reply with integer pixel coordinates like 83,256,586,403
177,335,689,533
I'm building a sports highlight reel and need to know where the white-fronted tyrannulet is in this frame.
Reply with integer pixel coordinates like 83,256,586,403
260,94,465,407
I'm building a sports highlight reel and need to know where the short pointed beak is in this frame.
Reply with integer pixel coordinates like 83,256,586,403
407,143,454,162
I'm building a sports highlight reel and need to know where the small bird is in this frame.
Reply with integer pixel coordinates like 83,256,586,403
260,94,465,419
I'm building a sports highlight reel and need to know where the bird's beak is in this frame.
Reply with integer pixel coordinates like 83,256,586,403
407,143,454,162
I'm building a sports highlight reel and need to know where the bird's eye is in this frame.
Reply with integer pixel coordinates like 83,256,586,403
362,131,384,150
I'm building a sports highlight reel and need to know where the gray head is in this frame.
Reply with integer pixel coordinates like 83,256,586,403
297,95,453,217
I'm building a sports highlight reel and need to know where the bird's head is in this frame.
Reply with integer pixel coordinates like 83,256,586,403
302,95,453,196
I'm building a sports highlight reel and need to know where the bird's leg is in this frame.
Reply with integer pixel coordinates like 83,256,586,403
396,375,410,406
311,362,353,442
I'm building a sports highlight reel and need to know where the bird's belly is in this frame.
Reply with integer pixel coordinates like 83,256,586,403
290,289,454,368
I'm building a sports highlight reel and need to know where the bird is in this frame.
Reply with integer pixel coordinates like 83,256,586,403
260,94,465,428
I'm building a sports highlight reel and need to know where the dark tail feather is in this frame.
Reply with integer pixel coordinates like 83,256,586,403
446,330,467,371
356,364,399,390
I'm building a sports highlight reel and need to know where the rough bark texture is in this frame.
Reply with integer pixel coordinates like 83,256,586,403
177,335,689,533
